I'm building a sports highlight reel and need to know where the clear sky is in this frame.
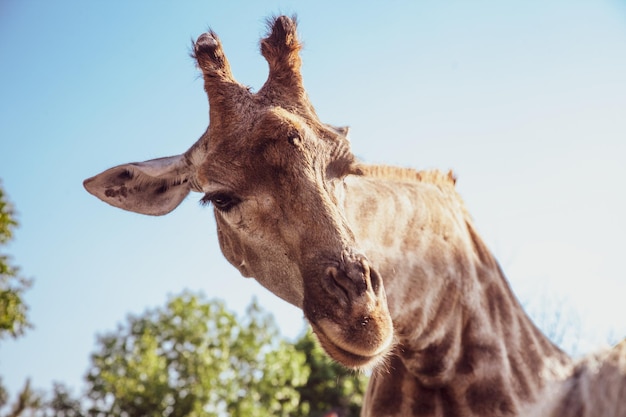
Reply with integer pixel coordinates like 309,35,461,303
1,0,625,398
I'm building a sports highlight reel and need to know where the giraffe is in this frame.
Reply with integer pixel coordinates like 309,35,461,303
84,16,626,416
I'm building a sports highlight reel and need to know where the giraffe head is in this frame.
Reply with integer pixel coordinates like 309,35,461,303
84,16,393,369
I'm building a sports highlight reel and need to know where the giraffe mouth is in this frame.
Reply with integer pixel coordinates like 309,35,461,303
311,317,394,369
301,252,394,368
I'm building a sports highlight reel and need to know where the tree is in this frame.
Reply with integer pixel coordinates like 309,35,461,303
522,290,582,357
85,292,309,417
0,379,7,414
0,287,369,417
32,382,85,417
1,378,43,417
0,182,37,417
0,182,32,340
294,330,369,417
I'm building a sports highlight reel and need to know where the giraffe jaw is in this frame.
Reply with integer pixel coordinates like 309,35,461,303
311,315,395,370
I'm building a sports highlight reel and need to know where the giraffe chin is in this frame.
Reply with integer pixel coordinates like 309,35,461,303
311,318,394,370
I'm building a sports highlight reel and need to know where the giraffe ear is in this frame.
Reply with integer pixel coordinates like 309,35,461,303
328,125,350,139
83,155,195,216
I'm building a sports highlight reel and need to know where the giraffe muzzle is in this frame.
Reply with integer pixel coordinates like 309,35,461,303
305,252,394,369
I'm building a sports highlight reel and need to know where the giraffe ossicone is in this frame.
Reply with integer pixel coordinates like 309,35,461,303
85,15,626,417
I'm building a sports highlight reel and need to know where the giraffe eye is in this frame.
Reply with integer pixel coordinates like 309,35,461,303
288,134,302,146
201,192,241,212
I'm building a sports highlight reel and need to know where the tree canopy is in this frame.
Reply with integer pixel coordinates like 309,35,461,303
86,292,309,417
0,182,32,341
0,182,38,417
79,292,369,417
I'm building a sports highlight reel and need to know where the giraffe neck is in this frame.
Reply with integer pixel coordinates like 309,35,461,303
343,170,573,416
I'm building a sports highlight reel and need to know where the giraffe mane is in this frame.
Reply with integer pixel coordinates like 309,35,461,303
356,164,457,189
356,164,473,223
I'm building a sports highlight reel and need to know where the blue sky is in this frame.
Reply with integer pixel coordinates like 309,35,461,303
1,0,625,398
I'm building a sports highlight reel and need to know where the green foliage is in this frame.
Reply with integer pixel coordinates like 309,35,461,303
0,377,7,411
0,185,17,246
0,182,32,340
86,292,308,417
44,382,85,417
294,331,369,417
1,378,43,417
0,288,368,416
3,381,86,417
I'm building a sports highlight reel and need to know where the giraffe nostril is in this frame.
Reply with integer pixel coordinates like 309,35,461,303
325,266,350,305
343,257,370,295
323,255,382,304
